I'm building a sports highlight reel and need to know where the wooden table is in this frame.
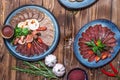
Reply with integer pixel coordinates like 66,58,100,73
0,0,120,80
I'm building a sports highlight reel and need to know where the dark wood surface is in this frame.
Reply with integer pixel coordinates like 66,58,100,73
0,0,120,80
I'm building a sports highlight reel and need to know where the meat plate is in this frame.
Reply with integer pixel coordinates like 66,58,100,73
4,5,60,61
59,0,97,9
73,19,120,68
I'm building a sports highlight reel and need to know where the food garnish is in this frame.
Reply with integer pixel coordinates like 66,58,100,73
86,39,105,57
14,26,30,38
12,61,58,80
52,63,66,77
12,55,65,79
101,63,120,79
45,54,57,67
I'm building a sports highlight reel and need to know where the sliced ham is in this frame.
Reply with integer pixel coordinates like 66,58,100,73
88,54,96,62
30,44,35,56
16,44,23,52
32,41,40,54
34,41,44,54
104,38,116,44
105,43,116,47
83,53,92,59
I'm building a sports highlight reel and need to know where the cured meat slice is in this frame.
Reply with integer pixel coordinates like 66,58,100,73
16,44,23,52
83,53,92,59
79,47,90,52
17,13,25,21
30,44,35,55
20,44,26,55
93,25,99,40
104,38,116,44
22,10,29,19
102,32,115,43
80,51,88,55
88,54,96,62
34,41,44,54
105,43,116,47
79,38,88,43
98,25,103,39
25,9,33,19
26,45,31,56
32,41,40,54
37,41,48,51
22,44,27,55
37,12,45,22
82,33,91,41
100,27,108,40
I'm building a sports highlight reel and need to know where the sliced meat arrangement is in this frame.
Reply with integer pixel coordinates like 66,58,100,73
78,24,116,62
10,8,45,28
9,8,55,56
39,15,55,46
16,40,48,56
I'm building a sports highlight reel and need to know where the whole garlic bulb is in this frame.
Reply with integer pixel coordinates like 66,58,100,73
52,63,66,77
45,54,57,67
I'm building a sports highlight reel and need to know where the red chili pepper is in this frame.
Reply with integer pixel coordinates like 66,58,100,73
36,27,47,31
109,63,118,74
101,69,116,77
37,37,43,44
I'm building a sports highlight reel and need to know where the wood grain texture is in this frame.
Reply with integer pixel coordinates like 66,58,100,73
0,0,120,80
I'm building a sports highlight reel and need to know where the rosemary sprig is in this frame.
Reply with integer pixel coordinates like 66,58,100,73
12,61,58,80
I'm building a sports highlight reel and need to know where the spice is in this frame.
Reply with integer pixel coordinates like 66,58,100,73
67,68,86,80
101,63,120,79
1,25,14,39
101,69,116,77
45,54,57,67
109,63,118,74
52,63,66,77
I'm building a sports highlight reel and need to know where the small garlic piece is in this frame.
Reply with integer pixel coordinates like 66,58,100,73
52,63,65,77
45,54,57,67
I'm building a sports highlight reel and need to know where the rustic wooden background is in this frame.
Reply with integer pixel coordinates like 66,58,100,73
0,0,120,80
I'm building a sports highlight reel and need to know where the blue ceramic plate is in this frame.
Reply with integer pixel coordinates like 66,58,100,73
73,19,120,68
4,5,60,61
59,0,97,9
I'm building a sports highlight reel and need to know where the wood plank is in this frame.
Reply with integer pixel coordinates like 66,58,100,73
0,0,120,80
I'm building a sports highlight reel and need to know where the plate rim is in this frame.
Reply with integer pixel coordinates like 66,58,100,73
3,5,60,61
73,19,120,68
58,0,97,9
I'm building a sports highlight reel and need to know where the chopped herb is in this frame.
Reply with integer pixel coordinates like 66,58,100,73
86,39,106,57
14,25,29,38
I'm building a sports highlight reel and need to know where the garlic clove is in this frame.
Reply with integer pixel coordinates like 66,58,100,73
52,63,66,77
45,54,57,67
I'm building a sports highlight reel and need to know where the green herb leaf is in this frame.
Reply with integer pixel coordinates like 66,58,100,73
14,26,29,38
92,46,98,53
86,39,106,57
12,61,58,80
86,40,96,47
22,28,29,36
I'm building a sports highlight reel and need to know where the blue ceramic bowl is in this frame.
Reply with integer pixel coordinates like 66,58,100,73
73,19,120,68
59,0,97,9
4,5,60,61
